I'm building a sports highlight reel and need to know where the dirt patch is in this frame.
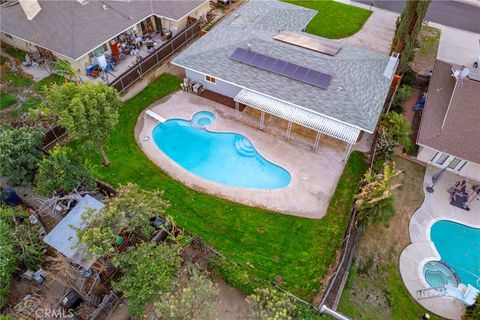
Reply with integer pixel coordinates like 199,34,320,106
215,277,249,320
337,157,439,319
411,26,441,75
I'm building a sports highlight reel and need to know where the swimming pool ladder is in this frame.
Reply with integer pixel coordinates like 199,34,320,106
417,286,447,300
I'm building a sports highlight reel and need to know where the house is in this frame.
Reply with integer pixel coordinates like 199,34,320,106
44,195,104,269
0,0,210,76
416,60,480,181
172,0,398,158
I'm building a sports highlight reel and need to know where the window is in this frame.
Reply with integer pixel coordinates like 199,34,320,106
457,161,467,172
447,158,462,170
205,75,216,84
434,153,449,166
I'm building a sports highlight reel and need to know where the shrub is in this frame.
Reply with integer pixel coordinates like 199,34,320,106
375,112,412,161
112,243,182,317
355,162,402,225
0,214,17,308
247,287,298,320
0,126,45,186
153,265,219,320
35,146,95,196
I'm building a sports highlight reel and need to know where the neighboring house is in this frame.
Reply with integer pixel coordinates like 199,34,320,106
0,0,210,74
172,0,398,158
417,60,480,181
44,195,104,269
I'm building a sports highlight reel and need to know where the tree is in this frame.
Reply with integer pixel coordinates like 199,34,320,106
153,264,219,320
112,242,182,317
76,183,169,256
355,162,402,225
390,0,431,73
0,126,45,186
246,287,298,320
375,111,412,161
52,58,82,84
46,82,119,166
35,146,95,196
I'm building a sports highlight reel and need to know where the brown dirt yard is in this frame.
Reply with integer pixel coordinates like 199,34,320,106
337,157,444,319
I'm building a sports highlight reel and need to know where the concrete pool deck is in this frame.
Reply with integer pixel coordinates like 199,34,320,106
400,165,480,320
135,91,348,219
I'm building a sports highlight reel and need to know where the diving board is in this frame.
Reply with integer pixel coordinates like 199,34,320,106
145,110,166,123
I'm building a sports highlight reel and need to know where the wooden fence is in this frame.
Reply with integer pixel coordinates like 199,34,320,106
109,20,201,93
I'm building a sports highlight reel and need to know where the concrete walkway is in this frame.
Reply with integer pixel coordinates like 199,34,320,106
135,91,347,219
399,166,480,320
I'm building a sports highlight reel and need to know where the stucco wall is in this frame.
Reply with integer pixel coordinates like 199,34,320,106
186,69,242,98
167,1,210,35
417,146,480,181
1,33,38,54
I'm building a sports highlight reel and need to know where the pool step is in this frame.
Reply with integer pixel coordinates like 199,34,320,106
416,286,447,300
234,136,256,157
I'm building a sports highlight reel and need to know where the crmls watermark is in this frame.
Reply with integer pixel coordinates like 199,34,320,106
34,308,74,318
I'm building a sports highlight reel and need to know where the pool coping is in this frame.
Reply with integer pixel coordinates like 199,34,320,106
135,91,348,219
399,165,480,320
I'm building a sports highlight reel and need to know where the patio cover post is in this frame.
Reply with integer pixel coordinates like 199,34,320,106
259,111,265,130
235,101,240,120
343,142,353,161
285,121,293,140
313,131,322,151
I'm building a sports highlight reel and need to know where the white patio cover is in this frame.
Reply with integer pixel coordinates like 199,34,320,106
234,89,361,144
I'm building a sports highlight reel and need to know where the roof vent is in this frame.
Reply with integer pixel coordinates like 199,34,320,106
19,0,41,20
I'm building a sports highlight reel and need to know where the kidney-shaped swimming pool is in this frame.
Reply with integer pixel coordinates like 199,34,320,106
430,220,480,290
152,112,291,189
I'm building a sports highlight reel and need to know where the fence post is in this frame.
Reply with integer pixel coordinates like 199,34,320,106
120,78,125,92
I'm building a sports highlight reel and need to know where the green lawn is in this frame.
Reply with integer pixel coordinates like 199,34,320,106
72,73,367,299
1,71,33,87
283,0,372,39
0,91,17,109
35,74,65,93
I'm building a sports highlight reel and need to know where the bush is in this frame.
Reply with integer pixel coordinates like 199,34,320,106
153,265,219,320
0,126,45,186
35,146,95,196
375,112,412,161
465,296,480,319
355,162,402,225
112,243,182,317
247,287,298,320
0,209,18,308
395,84,413,103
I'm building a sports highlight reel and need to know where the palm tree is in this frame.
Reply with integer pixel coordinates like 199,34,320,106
355,162,403,225
52,59,82,84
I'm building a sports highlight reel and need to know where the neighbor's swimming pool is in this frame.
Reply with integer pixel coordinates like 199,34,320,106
152,111,291,189
430,220,480,290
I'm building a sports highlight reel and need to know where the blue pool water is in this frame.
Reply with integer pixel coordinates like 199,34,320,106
152,112,291,189
430,220,480,289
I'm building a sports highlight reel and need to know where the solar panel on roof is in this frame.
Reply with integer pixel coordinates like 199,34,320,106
230,48,247,61
251,53,267,67
229,47,332,89
293,66,309,81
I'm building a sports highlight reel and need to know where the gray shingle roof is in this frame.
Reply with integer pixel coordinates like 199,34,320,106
172,0,392,132
0,0,207,60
